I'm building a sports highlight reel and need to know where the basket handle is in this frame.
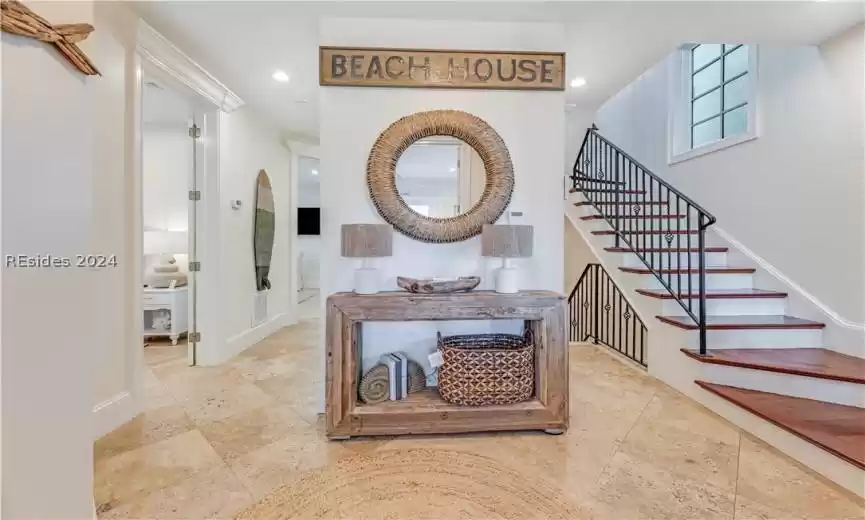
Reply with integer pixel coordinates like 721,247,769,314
437,330,443,347
523,327,534,346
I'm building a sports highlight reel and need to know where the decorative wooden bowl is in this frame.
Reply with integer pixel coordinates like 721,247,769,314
397,276,481,294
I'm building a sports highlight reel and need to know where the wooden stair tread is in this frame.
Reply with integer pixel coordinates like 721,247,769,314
683,348,865,384
582,214,686,220
593,229,697,236
620,266,755,274
657,315,825,330
605,246,729,253
574,201,667,207
695,382,865,470
637,288,787,300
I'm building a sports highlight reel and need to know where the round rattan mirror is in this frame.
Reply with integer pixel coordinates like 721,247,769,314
367,109,514,243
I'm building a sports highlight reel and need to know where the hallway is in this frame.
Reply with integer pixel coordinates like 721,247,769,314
94,320,863,519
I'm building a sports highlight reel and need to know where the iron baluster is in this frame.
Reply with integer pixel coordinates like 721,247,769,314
566,263,648,367
698,220,709,355
569,128,717,355
614,150,621,247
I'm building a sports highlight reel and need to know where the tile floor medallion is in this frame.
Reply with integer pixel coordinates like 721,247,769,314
95,290,865,519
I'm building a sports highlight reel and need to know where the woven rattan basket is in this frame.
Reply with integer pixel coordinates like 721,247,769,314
436,330,534,406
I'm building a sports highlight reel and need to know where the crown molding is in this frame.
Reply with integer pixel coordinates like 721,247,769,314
136,20,244,113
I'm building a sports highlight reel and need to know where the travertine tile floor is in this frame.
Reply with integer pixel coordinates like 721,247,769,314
96,292,864,519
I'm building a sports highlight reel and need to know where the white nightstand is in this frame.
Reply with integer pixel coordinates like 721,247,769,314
143,286,189,345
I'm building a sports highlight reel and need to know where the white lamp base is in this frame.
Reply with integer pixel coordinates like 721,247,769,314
494,267,519,294
354,267,380,294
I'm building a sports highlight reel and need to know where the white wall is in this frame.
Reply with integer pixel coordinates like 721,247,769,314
89,1,142,441
564,216,599,294
319,18,565,386
215,108,293,362
595,27,865,353
1,2,99,517
142,124,192,273
142,124,191,232
565,105,597,174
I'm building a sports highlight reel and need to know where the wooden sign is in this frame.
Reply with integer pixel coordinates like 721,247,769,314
320,46,565,91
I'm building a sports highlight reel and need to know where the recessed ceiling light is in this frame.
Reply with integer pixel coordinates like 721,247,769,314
570,77,587,88
311,169,319,176
272,70,290,83
295,99,309,104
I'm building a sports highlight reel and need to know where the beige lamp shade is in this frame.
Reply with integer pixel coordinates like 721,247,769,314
481,224,533,258
341,224,393,258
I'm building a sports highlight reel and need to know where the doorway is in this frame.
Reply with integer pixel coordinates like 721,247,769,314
296,155,321,320
139,68,205,365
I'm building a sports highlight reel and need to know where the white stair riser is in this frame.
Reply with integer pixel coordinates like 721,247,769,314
640,272,754,290
661,297,787,316
622,251,727,269
700,363,865,408
621,220,692,233
595,234,722,254
586,217,692,232
681,328,824,348
583,217,694,234
574,204,673,217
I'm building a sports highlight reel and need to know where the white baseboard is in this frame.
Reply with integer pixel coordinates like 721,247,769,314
221,311,293,363
93,391,136,439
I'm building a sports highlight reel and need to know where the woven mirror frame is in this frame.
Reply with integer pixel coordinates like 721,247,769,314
366,109,514,243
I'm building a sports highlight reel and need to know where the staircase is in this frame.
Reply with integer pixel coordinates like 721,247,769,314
567,126,865,497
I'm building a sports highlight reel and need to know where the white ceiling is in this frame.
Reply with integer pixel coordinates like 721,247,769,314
134,1,864,140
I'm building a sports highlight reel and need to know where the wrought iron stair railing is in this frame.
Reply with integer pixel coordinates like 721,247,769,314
572,126,717,354
569,263,647,366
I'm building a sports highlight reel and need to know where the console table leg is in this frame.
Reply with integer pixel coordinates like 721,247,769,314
543,428,565,435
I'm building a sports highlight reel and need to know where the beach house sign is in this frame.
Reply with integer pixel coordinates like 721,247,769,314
319,46,565,91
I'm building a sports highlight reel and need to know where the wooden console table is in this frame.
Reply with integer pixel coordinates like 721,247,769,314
325,290,568,439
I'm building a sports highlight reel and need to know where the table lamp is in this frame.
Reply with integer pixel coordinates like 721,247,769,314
482,224,533,294
341,224,393,294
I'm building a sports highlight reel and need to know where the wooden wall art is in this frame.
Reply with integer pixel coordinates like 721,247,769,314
1,0,100,76
367,109,514,243
320,46,564,91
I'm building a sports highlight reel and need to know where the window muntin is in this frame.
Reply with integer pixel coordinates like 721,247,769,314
690,44,749,148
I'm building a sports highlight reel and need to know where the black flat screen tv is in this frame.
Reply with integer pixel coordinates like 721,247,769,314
298,207,320,235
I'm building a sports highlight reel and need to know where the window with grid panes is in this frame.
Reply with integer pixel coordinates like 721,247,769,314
690,44,749,148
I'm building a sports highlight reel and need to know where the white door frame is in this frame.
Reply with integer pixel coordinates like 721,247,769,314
129,19,244,403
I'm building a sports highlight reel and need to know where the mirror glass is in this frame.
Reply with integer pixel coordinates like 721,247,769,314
395,136,484,218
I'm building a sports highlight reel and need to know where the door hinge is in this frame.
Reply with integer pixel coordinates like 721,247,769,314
188,331,201,342
189,261,201,272
189,124,201,139
188,190,201,201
